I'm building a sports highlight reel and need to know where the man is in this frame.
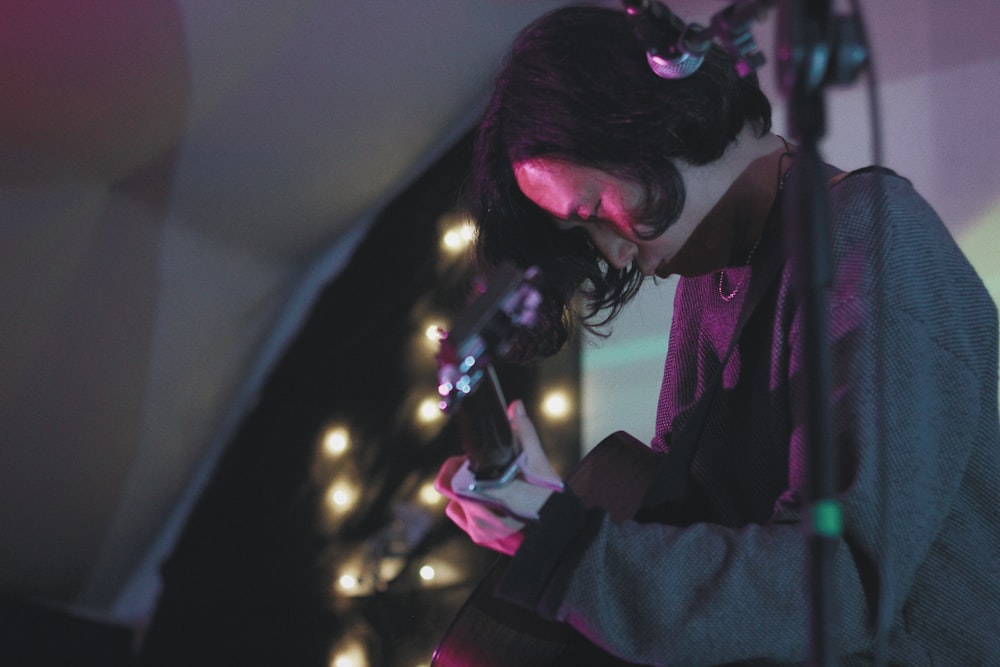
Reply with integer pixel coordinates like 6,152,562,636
436,5,1000,665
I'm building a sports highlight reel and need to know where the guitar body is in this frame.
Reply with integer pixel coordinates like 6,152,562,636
432,431,664,667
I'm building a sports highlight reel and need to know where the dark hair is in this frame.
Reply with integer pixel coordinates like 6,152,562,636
468,4,771,359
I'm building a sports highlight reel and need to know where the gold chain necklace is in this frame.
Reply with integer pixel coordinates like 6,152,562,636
717,149,792,302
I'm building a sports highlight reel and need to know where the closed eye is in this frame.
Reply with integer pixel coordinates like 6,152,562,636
554,200,601,230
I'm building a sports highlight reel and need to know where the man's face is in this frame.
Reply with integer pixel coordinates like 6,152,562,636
513,157,734,278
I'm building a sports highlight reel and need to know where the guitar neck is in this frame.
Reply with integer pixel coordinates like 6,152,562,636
438,263,540,482
453,364,520,480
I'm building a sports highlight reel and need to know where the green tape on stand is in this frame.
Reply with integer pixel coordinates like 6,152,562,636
812,500,843,537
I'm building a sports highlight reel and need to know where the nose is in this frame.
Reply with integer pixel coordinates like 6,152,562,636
590,227,636,271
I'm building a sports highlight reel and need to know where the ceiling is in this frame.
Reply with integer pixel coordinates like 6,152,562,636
0,0,572,623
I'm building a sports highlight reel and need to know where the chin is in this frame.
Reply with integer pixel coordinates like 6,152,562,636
660,265,710,279
654,266,675,279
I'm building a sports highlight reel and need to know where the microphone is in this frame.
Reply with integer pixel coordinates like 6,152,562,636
623,0,770,80
623,0,712,79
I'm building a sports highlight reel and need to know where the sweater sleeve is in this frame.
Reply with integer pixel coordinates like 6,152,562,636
494,172,999,666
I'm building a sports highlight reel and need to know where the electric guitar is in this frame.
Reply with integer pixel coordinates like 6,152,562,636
432,264,664,667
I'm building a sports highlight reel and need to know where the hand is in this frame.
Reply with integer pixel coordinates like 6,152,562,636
434,400,563,555
435,455,527,555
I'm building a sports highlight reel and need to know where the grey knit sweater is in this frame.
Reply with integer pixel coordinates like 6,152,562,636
498,170,1000,665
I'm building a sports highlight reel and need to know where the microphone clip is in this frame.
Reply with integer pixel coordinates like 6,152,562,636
623,0,770,80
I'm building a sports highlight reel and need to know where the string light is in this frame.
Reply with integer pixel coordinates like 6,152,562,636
338,574,360,592
417,481,442,507
326,481,357,514
333,552,371,598
412,391,447,440
417,320,449,356
302,156,580,662
329,637,368,667
440,217,476,255
322,425,350,457
424,322,447,344
540,388,573,421
416,396,443,424
414,557,463,588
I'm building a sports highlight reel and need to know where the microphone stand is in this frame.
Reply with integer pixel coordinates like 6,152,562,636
774,2,870,665
623,1,871,663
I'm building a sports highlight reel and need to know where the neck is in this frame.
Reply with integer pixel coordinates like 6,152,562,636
665,130,793,278
723,134,792,263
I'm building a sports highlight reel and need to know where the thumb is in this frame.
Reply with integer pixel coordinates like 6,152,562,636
508,399,542,456
507,399,561,485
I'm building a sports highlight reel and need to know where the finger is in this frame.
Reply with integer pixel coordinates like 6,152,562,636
507,400,561,484
508,399,542,454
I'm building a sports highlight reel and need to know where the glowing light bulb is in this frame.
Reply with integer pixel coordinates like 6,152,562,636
326,482,356,513
322,426,349,456
424,324,446,343
338,574,358,591
417,481,442,506
330,639,367,667
440,219,476,254
422,322,448,352
417,397,442,424
541,389,572,420
419,565,436,581
442,229,463,251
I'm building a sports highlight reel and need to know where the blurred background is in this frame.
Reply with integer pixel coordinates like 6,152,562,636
2,1,998,665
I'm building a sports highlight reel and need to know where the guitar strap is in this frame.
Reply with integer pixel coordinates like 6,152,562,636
639,233,784,510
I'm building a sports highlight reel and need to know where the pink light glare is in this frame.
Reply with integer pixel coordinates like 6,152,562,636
0,0,190,184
